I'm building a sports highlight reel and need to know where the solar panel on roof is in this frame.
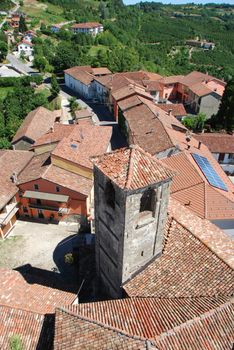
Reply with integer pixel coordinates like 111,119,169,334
192,153,228,192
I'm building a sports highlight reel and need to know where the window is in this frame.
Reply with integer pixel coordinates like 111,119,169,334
34,184,39,190
105,180,115,209
56,186,60,192
140,188,155,213
36,199,41,205
218,153,225,162
23,206,28,213
165,93,168,99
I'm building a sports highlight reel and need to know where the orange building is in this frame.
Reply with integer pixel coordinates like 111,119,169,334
17,121,112,223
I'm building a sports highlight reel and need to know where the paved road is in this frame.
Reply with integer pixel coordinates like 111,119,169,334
7,53,38,75
59,84,127,149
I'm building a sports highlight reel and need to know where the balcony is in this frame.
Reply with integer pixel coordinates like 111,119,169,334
0,202,19,227
28,203,69,214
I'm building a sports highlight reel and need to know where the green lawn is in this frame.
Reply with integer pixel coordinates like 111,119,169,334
88,45,109,57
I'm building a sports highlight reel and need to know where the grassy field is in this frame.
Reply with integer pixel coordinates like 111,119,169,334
21,0,66,27
88,45,109,57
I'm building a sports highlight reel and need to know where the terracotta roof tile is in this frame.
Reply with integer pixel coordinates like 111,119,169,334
92,67,111,76
43,165,93,196
75,109,92,119
54,308,150,350
17,152,51,185
156,103,187,116
33,124,75,148
63,296,228,340
118,95,143,111
189,82,213,97
0,305,53,350
123,104,175,154
0,150,33,210
93,145,175,190
160,75,184,85
194,133,234,154
52,122,112,170
124,204,234,298
112,84,153,101
71,22,102,29
154,301,234,350
12,107,57,144
0,269,76,314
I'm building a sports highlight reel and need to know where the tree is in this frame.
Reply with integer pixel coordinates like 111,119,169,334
50,74,60,98
210,79,234,132
19,15,27,33
69,97,79,117
182,113,206,132
0,41,8,62
9,335,23,350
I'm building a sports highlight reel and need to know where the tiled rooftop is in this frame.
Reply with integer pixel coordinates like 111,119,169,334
33,124,75,148
12,107,57,144
0,150,33,210
124,201,234,298
0,269,76,314
54,308,151,350
156,103,187,116
194,132,234,154
52,122,112,170
93,145,175,190
63,296,228,340
154,301,234,350
0,305,54,350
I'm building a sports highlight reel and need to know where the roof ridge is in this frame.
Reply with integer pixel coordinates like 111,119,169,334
57,306,153,345
154,300,233,342
125,146,135,189
170,214,234,270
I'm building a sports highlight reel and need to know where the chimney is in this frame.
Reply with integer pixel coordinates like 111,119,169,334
10,172,18,184
50,126,54,133
198,141,202,149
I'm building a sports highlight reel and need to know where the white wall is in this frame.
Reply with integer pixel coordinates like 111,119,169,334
65,73,94,99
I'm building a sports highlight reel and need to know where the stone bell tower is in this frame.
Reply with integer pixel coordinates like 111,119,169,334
93,145,175,298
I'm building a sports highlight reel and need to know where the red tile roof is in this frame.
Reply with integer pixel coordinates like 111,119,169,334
117,95,143,111
189,82,213,97
64,66,111,83
32,124,75,148
161,129,234,220
124,201,234,298
112,84,153,101
92,67,111,76
0,305,53,350
17,152,51,185
12,107,57,144
156,103,187,116
0,150,33,210
72,22,102,29
159,75,184,85
63,296,228,340
43,165,93,196
93,145,175,190
194,132,234,154
52,122,112,170
0,269,76,314
54,307,150,350
154,301,233,350
17,39,33,46
75,109,92,119
17,153,93,196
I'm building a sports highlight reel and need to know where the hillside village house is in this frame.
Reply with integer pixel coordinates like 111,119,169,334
17,39,34,56
11,106,58,150
17,121,112,223
71,22,103,36
23,30,36,42
194,133,234,175
0,150,33,238
51,24,61,33
64,66,111,99
159,71,226,118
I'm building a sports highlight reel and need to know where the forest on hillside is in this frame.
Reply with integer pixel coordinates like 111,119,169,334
0,0,13,10
35,0,234,80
